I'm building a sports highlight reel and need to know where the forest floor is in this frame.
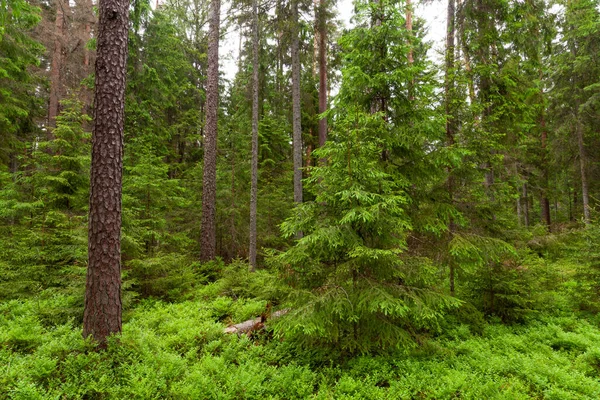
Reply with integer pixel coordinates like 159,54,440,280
2,266,600,399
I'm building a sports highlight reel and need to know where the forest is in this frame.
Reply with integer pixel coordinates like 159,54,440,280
1,0,600,397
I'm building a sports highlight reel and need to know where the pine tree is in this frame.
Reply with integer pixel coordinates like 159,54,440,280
48,0,69,129
200,0,220,261
249,0,260,270
291,0,303,223
316,0,328,149
83,0,129,347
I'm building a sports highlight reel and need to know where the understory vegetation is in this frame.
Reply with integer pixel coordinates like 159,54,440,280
3,231,600,399
2,0,600,397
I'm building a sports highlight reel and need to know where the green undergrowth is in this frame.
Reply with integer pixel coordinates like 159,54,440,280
2,286,600,399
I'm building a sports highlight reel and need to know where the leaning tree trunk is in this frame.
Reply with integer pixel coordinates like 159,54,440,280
200,0,221,261
291,0,303,225
249,0,259,271
83,0,129,348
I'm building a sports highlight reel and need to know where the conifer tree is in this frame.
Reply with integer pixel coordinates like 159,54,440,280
48,0,69,129
317,0,328,148
275,0,459,353
200,0,221,260
249,0,260,270
83,0,129,347
549,0,600,224
0,0,43,171
291,0,303,219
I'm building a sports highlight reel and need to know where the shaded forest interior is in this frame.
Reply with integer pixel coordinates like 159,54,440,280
2,0,600,397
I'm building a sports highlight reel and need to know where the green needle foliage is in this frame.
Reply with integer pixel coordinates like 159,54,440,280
273,0,460,354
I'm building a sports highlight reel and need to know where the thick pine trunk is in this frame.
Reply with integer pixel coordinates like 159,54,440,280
291,0,303,217
83,0,129,347
200,0,220,261
249,0,259,271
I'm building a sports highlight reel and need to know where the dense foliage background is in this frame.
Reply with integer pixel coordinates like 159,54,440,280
1,0,600,397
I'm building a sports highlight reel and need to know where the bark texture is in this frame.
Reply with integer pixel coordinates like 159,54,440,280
200,0,221,261
249,0,259,271
291,0,303,209
83,0,129,347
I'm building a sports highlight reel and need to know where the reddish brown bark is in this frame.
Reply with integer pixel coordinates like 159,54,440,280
200,0,221,261
83,0,129,347
82,0,94,72
48,0,69,129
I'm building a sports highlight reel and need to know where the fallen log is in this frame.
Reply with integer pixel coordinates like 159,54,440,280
223,308,289,335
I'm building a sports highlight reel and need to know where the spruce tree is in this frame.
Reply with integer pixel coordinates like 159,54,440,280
275,0,459,353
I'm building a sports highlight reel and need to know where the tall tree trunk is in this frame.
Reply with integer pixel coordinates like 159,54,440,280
77,0,95,112
249,0,259,271
83,0,129,348
445,0,456,296
463,49,476,106
291,0,303,232
317,0,327,148
275,0,283,111
81,0,93,71
540,111,551,229
575,119,590,224
230,141,236,260
523,182,529,228
517,194,522,225
570,180,576,221
405,0,415,102
48,0,68,129
200,0,220,261
515,163,522,225
406,0,413,65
